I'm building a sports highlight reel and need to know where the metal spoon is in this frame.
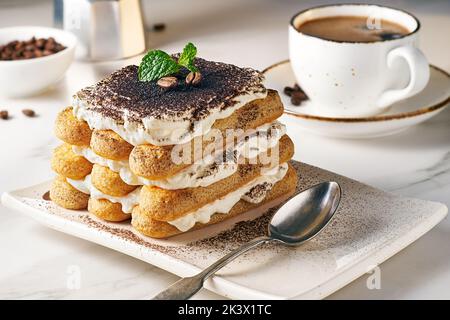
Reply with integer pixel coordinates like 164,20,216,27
152,181,341,300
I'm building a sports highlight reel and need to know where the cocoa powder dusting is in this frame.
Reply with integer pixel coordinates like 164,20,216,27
74,56,266,124
187,207,277,251
79,215,179,255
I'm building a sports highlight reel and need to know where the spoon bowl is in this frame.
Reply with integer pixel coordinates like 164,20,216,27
269,181,341,245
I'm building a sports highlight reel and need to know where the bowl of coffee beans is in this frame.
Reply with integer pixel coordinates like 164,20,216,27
0,26,77,98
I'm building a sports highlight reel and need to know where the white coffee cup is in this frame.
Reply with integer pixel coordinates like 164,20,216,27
289,4,429,117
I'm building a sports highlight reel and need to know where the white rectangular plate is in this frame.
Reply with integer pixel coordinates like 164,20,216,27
1,161,447,299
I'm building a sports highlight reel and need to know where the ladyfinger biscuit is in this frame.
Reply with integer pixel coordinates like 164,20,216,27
50,176,89,210
129,89,283,180
54,107,92,146
132,164,298,238
90,164,137,197
88,198,130,222
51,143,93,180
139,135,294,221
90,129,133,160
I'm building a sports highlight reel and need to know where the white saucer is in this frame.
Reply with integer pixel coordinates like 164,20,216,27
263,60,450,139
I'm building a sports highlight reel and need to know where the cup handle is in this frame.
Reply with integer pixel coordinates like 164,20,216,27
376,46,430,109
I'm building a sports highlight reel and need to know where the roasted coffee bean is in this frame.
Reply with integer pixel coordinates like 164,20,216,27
283,86,294,96
291,96,303,106
0,37,66,60
0,110,9,120
22,109,36,117
157,76,178,89
14,42,24,50
291,91,308,106
284,82,308,106
153,23,166,31
23,51,34,59
35,38,46,49
291,91,307,100
42,191,51,201
44,42,55,51
34,50,43,58
186,72,202,86
55,44,65,51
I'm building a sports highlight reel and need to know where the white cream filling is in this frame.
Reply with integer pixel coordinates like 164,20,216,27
66,175,140,214
72,90,267,147
167,163,288,232
72,145,129,173
72,121,286,190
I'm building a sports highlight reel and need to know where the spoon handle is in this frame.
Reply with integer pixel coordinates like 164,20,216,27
152,236,272,300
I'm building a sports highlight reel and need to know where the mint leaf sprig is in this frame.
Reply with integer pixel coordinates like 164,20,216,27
138,42,199,82
138,50,180,82
177,42,198,73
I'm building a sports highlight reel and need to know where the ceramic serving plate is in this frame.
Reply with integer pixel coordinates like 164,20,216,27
263,61,450,139
1,161,447,299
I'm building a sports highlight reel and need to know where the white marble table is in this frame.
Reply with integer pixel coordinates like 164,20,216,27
1,0,449,300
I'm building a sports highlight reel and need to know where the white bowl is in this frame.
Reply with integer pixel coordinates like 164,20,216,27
0,26,77,98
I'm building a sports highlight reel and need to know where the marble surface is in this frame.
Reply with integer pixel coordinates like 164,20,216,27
0,0,449,300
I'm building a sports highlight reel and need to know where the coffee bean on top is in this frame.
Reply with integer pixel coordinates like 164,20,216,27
0,37,66,61
186,72,202,86
22,109,36,117
0,110,8,120
283,83,308,106
157,76,178,90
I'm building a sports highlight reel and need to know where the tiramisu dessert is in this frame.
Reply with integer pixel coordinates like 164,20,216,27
50,43,298,238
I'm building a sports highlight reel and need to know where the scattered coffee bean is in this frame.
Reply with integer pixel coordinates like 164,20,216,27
42,191,51,201
157,76,178,89
22,109,36,117
153,23,166,32
186,71,202,86
291,96,303,106
0,37,66,61
284,83,308,106
0,110,8,120
292,91,307,100
283,86,294,97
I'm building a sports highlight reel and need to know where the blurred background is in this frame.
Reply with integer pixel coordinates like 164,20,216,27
1,0,449,69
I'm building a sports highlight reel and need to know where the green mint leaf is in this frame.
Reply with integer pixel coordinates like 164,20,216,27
178,42,198,72
138,50,180,82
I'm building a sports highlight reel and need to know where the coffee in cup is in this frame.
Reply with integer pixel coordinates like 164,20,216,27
289,4,429,117
296,15,410,42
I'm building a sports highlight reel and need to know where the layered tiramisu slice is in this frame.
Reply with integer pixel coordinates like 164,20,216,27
50,45,297,237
